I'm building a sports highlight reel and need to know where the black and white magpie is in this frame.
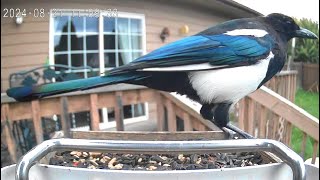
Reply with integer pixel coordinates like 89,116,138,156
7,13,318,138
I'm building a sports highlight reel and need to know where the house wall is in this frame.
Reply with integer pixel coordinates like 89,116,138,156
1,0,245,92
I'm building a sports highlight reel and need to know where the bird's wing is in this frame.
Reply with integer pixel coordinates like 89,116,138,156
109,34,273,74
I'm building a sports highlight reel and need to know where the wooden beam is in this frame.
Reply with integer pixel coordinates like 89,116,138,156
114,92,124,131
89,94,100,131
1,104,17,163
71,131,227,140
60,97,71,138
31,100,43,144
183,112,193,131
247,98,255,135
258,105,267,138
155,92,165,131
165,99,176,132
249,86,319,141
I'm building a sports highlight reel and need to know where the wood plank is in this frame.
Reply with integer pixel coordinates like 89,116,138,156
114,92,124,131
272,114,279,140
1,42,49,57
311,141,319,164
156,92,165,131
89,94,100,131
1,104,17,162
183,112,193,131
300,132,307,159
248,86,319,141
39,98,60,117
60,97,71,138
247,98,255,135
67,95,90,113
31,100,43,144
238,98,247,130
5,102,32,121
259,105,267,138
165,99,176,132
71,131,227,141
285,122,292,147
97,93,116,108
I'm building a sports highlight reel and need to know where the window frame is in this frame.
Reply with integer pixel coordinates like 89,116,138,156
48,9,148,130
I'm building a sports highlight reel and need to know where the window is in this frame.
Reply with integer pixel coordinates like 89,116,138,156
49,10,147,129
49,10,146,77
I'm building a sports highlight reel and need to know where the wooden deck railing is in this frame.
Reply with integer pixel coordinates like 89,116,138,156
1,71,319,166
236,71,319,164
1,84,221,164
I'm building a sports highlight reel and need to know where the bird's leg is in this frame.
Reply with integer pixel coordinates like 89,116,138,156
200,103,235,138
200,103,254,139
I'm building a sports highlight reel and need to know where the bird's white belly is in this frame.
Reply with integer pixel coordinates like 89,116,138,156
188,54,272,104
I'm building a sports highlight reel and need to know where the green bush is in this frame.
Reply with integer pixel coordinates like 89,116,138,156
288,18,319,64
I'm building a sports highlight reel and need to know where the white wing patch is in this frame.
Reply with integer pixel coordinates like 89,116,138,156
140,63,227,71
224,29,268,37
188,51,274,104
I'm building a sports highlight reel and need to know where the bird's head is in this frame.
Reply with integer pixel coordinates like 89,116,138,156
265,13,318,41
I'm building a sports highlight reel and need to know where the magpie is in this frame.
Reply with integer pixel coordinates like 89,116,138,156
7,13,318,138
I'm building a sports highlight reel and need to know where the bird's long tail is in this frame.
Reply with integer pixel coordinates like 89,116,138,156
6,73,148,102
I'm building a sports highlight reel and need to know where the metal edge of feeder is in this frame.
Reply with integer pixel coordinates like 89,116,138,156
15,139,306,180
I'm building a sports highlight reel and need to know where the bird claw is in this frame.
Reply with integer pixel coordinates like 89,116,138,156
222,127,237,139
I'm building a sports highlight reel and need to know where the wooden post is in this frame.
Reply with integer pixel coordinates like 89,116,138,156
183,112,192,131
311,141,319,164
285,122,293,147
156,92,165,131
115,92,124,131
259,106,267,138
300,132,307,159
1,104,17,163
31,100,43,144
238,98,247,130
165,100,176,132
89,94,100,131
247,98,255,135
60,97,71,138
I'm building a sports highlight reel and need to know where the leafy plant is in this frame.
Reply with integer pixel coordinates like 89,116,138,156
288,18,319,64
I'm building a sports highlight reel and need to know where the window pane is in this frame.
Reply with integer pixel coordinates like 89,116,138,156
104,53,116,67
118,52,131,66
118,35,130,50
86,35,98,50
70,34,84,50
54,54,68,66
86,17,98,32
104,17,115,33
54,16,69,33
131,19,141,34
54,35,68,51
117,18,128,33
104,35,115,50
131,35,142,50
70,17,84,33
71,53,84,67
86,53,99,68
123,105,133,119
133,103,145,117
132,52,142,60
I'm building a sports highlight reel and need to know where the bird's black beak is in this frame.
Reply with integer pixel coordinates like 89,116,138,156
295,28,318,39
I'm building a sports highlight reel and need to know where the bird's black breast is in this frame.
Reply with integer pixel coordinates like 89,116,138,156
258,42,286,88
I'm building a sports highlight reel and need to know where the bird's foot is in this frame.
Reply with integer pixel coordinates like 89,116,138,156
222,127,237,139
224,123,254,139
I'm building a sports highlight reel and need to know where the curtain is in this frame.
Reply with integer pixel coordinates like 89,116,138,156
117,20,131,65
